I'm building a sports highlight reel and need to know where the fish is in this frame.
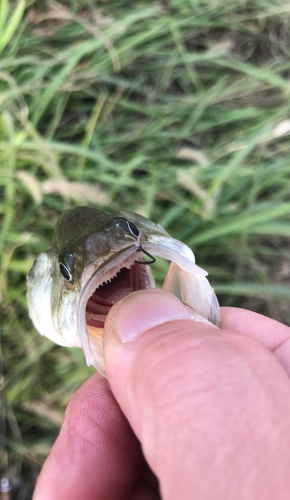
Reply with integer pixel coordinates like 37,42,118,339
27,207,220,375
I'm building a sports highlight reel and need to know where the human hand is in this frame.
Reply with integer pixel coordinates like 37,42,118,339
33,289,290,500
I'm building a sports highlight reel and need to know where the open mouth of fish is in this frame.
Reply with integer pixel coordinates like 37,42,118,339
77,243,220,372
85,263,150,331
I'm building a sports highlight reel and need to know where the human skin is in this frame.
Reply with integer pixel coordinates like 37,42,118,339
33,289,290,500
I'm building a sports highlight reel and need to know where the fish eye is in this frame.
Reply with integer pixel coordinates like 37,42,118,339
59,254,74,283
117,219,139,238
59,262,73,281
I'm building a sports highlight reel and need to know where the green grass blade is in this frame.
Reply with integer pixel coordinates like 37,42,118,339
0,0,26,55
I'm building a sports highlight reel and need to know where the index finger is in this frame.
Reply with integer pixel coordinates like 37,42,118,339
33,373,144,500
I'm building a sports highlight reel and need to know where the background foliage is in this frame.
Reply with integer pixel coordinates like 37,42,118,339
1,0,290,497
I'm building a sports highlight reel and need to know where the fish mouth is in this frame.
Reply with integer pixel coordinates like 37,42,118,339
85,262,152,330
77,241,220,374
77,247,154,371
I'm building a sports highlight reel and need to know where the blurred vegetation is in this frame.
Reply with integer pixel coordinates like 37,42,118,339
1,0,290,496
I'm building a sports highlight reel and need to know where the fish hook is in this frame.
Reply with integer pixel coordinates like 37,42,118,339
135,245,156,265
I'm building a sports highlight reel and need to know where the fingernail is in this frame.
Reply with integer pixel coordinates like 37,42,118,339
110,289,193,343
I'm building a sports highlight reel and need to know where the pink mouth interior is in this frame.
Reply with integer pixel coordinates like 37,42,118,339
86,264,149,329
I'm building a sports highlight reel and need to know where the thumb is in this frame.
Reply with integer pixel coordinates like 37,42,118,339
103,289,290,500
103,288,216,438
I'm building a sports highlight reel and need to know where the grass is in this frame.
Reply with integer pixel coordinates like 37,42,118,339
1,0,290,496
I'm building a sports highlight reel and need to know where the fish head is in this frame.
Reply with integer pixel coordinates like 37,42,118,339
27,207,220,376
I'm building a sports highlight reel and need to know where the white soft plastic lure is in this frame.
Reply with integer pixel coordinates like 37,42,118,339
27,207,220,375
